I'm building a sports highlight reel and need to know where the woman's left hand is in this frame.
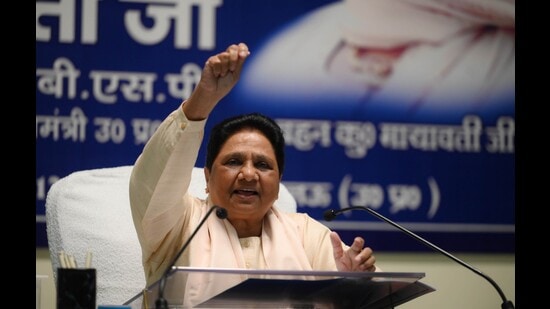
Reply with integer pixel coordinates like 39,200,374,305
330,231,377,272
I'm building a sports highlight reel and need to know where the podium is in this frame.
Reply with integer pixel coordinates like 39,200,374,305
123,267,435,308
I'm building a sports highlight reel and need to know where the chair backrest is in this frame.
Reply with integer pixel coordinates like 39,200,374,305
45,165,297,305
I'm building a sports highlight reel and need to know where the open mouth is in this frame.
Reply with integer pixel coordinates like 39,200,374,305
234,189,258,196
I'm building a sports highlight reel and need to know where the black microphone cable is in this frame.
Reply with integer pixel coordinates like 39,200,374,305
156,205,228,309
323,206,514,309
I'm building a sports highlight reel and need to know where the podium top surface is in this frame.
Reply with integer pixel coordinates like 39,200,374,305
124,267,434,309
170,266,426,279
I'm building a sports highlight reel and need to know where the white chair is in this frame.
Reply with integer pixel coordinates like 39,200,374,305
45,165,297,305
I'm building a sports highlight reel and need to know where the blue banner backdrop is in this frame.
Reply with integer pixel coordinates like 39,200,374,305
36,0,515,252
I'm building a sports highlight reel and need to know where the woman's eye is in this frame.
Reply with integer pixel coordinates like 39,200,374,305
226,159,241,166
256,162,270,170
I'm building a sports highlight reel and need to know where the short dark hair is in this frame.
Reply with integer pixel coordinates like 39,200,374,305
205,113,285,177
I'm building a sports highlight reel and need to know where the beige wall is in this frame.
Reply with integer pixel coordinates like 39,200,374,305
36,248,515,309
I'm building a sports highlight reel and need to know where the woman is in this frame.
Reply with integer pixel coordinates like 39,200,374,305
129,42,378,307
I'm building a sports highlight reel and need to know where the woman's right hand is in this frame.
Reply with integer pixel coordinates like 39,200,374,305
183,43,250,120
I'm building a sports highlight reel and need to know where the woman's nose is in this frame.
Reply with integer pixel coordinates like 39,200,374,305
239,164,258,181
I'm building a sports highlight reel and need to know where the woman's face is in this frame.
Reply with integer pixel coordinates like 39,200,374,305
205,128,280,222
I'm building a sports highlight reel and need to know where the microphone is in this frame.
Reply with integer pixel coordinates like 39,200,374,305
156,205,228,309
324,206,514,309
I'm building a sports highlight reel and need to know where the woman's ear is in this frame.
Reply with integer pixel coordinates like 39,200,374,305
204,167,211,193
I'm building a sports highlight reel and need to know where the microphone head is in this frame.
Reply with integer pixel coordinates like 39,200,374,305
215,207,228,219
323,209,337,221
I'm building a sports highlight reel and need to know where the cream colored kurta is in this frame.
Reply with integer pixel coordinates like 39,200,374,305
129,107,340,306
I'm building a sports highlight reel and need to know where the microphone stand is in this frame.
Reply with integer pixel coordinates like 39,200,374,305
324,206,514,309
156,205,227,309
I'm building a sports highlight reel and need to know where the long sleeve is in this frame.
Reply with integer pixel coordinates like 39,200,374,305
129,106,207,283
